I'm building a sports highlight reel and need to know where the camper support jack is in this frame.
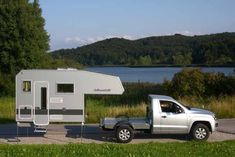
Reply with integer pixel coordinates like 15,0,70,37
80,122,84,142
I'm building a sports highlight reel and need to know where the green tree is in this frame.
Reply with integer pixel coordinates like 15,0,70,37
0,0,50,96
172,52,192,65
204,72,235,96
164,68,205,98
138,55,152,65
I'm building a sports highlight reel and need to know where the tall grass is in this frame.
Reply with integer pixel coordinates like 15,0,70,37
0,97,15,123
85,99,146,123
179,96,235,118
106,103,146,117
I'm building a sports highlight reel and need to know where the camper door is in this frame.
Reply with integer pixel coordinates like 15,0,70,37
33,81,49,125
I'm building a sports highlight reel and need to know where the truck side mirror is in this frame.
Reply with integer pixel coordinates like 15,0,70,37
176,108,183,114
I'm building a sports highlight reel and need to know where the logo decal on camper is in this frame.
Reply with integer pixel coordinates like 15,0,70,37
94,88,111,92
50,97,63,103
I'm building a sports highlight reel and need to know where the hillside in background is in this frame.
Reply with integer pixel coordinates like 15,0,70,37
51,32,235,66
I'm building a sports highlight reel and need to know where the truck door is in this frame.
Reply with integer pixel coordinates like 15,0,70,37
159,100,188,134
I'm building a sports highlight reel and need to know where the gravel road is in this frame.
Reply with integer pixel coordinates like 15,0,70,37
0,119,234,144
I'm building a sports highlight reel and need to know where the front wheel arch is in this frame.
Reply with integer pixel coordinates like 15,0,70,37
190,121,212,133
190,123,210,141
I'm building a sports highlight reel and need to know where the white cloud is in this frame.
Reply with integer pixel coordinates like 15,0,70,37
64,35,134,46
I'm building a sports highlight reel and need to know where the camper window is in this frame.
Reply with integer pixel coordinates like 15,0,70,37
23,81,31,92
57,83,74,93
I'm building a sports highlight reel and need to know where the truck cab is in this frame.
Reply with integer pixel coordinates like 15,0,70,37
100,95,218,143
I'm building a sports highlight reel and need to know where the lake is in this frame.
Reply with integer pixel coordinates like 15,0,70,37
86,67,235,83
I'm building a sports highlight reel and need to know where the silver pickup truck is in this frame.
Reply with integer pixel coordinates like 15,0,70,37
100,95,218,143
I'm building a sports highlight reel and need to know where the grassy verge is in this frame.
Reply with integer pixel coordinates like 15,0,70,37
0,141,235,157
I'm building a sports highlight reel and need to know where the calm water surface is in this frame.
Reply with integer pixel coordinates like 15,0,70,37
86,67,235,83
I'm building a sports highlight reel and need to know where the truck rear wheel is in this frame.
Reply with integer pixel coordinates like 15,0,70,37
191,123,210,141
116,125,134,143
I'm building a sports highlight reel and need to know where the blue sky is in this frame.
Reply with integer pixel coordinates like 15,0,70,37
39,0,235,50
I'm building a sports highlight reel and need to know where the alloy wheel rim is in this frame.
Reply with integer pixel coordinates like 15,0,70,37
195,127,207,139
119,129,131,141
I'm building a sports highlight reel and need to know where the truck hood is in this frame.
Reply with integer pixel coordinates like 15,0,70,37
188,107,214,116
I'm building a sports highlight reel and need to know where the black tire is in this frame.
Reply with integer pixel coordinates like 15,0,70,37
191,123,210,141
116,125,134,143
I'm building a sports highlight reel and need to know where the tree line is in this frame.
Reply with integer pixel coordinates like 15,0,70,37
52,33,235,66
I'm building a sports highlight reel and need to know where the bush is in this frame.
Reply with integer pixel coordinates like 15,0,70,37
164,68,205,98
164,68,235,98
204,72,235,96
0,73,15,96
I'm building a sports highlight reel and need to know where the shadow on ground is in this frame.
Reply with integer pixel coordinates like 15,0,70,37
64,125,189,142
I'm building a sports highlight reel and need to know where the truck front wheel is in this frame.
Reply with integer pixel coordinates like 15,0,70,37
116,125,134,143
191,123,210,141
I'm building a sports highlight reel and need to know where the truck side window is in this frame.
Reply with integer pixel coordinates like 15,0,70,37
160,101,183,113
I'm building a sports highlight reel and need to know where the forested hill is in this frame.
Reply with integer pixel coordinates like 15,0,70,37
51,32,235,66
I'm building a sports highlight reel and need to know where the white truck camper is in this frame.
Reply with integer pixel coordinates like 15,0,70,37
16,69,124,132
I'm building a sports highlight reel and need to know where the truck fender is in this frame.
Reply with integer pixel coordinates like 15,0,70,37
114,121,134,131
189,121,212,133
